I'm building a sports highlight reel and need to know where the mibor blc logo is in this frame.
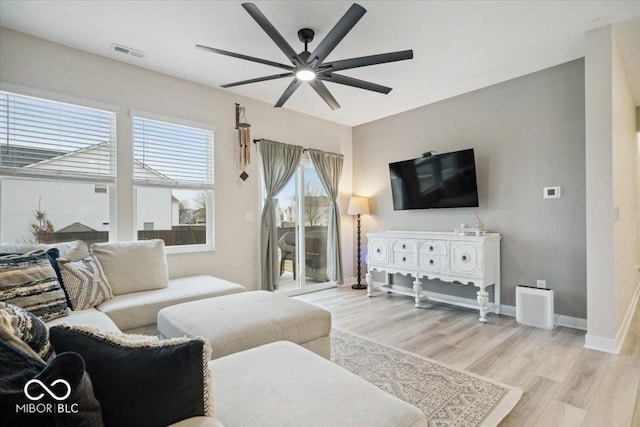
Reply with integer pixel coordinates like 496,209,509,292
24,379,72,401
16,378,79,415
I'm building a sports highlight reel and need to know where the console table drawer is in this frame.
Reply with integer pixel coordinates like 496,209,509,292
419,240,446,256
419,254,446,271
393,253,416,267
392,240,417,252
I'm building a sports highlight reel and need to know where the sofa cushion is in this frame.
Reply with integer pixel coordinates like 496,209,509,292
210,341,428,427
0,340,104,427
46,308,121,333
97,275,246,331
0,250,69,321
90,239,169,296
58,256,113,310
0,301,53,361
0,240,90,262
49,325,213,427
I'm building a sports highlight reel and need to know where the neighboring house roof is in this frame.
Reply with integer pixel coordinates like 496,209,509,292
55,222,96,233
22,142,171,180
0,145,66,168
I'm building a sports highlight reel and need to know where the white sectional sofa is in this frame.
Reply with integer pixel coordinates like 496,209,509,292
2,239,428,427
0,239,247,332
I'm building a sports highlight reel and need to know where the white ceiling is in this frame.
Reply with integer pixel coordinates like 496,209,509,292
1,1,639,126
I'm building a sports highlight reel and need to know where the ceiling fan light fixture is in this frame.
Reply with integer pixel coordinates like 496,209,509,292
296,68,316,81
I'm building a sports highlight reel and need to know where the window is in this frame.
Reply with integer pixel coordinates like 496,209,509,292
0,90,115,245
132,113,214,249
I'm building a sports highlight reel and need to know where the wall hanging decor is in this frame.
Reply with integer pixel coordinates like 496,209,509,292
235,103,251,180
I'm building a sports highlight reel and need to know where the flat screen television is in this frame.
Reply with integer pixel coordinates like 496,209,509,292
389,148,479,210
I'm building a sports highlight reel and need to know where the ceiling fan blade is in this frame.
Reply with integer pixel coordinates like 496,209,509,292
242,3,303,66
221,73,295,88
274,78,303,108
319,73,392,94
320,50,414,72
309,3,366,64
308,80,341,110
196,44,294,71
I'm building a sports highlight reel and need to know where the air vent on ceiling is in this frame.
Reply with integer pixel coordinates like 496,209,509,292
110,43,145,59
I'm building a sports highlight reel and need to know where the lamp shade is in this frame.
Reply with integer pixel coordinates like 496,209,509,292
347,196,370,215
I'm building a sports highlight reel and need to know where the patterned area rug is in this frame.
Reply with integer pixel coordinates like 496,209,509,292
331,329,522,427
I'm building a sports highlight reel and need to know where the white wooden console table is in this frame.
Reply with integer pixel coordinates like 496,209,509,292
365,231,501,322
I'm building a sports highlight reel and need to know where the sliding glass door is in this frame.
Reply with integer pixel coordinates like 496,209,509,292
273,159,331,291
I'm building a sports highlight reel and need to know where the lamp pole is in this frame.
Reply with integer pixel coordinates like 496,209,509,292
352,213,367,290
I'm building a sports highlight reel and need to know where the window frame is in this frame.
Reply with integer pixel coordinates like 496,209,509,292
130,109,215,253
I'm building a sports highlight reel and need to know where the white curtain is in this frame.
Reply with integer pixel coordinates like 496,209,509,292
307,149,344,284
257,139,303,291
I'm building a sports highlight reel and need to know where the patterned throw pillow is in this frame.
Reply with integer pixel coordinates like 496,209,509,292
0,250,69,321
50,325,213,427
0,301,53,361
58,256,114,311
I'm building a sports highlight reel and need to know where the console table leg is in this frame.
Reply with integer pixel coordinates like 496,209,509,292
412,277,422,308
494,279,501,315
366,272,373,297
477,282,489,322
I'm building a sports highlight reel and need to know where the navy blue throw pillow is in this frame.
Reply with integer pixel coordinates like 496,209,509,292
49,325,213,427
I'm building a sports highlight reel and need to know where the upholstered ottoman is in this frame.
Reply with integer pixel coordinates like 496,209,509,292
157,291,331,359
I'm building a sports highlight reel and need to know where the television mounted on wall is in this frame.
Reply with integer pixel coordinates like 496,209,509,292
389,148,479,210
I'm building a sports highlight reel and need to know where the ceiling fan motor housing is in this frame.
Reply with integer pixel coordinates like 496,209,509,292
298,28,315,45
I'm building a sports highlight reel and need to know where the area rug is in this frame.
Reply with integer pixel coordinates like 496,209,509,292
331,329,522,427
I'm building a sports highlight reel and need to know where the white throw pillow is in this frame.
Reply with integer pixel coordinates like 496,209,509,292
90,239,169,295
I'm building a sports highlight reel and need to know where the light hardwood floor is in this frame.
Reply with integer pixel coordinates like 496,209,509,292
295,286,640,427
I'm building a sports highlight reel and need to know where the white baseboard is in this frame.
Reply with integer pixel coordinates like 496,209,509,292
583,281,640,354
614,281,640,352
499,303,586,330
584,334,619,354
342,276,357,286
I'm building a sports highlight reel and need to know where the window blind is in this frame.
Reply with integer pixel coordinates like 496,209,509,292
133,116,214,189
0,91,116,182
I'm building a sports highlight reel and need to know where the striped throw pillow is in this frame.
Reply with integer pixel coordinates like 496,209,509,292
58,256,113,311
0,301,53,361
0,250,69,321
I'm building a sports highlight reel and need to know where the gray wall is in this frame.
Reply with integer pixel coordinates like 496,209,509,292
353,59,586,318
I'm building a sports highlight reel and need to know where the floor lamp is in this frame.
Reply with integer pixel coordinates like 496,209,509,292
348,196,370,290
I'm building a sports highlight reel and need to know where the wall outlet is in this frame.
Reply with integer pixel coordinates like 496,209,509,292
536,279,547,289
543,186,561,199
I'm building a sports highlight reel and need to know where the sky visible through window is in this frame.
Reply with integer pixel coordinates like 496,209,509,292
277,167,325,212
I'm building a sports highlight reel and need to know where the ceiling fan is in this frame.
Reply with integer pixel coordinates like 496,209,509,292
196,2,413,110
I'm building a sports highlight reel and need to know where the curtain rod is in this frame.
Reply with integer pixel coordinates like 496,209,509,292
253,138,312,153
